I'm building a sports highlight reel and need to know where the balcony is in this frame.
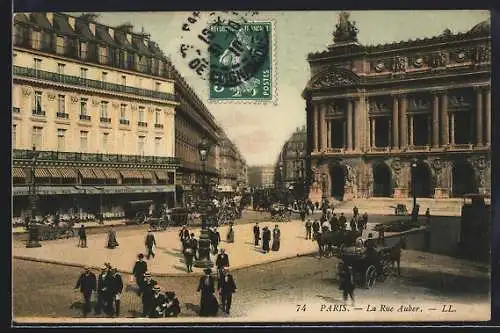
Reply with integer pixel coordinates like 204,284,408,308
13,66,177,102
154,123,164,129
100,117,111,123
13,149,181,167
32,109,46,116
56,112,69,119
138,121,148,127
79,114,91,121
119,119,130,125
12,107,20,113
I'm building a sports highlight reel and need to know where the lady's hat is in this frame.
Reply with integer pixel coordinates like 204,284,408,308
166,291,176,298
104,262,112,269
153,285,161,291
203,268,212,274
144,272,151,277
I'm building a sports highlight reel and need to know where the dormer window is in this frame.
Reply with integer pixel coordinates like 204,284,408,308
98,45,108,64
56,35,65,54
79,41,88,60
31,30,41,49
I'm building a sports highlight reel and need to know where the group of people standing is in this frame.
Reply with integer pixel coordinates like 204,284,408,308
197,266,237,316
253,223,281,253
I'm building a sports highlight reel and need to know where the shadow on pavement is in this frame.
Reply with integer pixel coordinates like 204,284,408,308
184,302,200,314
162,248,184,258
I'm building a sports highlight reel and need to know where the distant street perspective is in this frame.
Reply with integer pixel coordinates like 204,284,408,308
12,10,490,323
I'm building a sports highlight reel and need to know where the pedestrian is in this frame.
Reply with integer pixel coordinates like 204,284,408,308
338,261,355,306
210,228,221,254
197,268,219,317
312,219,321,240
189,233,199,260
106,226,118,249
350,217,357,232
148,285,166,318
110,268,123,317
262,226,271,253
339,213,347,230
95,263,112,315
78,224,87,248
132,253,148,295
74,266,96,318
179,226,190,252
142,272,158,317
425,208,431,226
145,229,156,260
253,222,260,246
305,219,312,240
226,225,235,243
362,212,368,230
300,208,306,222
217,267,237,315
322,219,331,234
353,206,359,217
165,291,181,317
183,242,195,273
272,224,281,251
215,248,230,280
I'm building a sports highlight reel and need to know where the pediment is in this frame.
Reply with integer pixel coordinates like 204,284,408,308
307,67,360,90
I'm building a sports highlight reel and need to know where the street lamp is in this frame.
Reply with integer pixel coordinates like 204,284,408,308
278,160,284,204
26,145,41,248
194,137,214,268
411,160,418,222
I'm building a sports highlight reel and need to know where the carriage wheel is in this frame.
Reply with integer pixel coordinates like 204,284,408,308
365,265,377,289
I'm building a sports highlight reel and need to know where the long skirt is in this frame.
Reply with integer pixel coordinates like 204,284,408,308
272,240,280,251
226,230,234,243
199,292,219,317
262,240,270,252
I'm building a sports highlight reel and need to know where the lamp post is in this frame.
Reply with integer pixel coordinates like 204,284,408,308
278,160,284,204
26,145,41,248
411,160,418,222
194,137,214,268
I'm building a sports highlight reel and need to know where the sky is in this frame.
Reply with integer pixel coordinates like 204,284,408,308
77,10,490,166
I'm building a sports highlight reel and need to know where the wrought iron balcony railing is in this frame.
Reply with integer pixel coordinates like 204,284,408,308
138,121,148,127
13,66,177,102
100,117,111,123
154,123,164,129
79,114,91,121
56,112,69,119
12,107,20,113
13,149,180,167
119,119,130,125
32,109,45,116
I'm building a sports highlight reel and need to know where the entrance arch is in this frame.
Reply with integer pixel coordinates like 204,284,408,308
410,161,433,198
452,161,477,196
372,163,393,197
330,164,346,200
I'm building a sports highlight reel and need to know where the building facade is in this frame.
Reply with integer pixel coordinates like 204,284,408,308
217,131,248,195
12,12,179,221
303,13,491,201
247,165,275,188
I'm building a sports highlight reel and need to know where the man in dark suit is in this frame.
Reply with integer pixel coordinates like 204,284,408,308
217,267,237,314
132,253,148,295
74,266,96,317
165,291,181,317
215,248,230,280
189,233,198,260
78,224,87,248
142,272,158,317
210,228,221,254
95,263,112,315
145,230,156,260
109,268,123,317
253,223,260,246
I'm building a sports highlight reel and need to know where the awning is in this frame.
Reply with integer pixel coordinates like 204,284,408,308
12,168,26,178
59,168,78,179
155,170,168,181
79,168,97,179
93,168,107,180
34,168,51,178
103,169,120,180
140,170,154,180
47,168,62,178
119,170,143,179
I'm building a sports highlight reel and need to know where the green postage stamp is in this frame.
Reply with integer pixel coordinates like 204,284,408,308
208,21,275,103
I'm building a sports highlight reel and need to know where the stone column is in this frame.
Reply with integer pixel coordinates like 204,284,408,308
370,118,376,147
475,87,483,146
343,120,347,149
432,93,440,147
409,115,414,146
388,119,392,147
450,112,455,145
354,94,368,151
347,99,353,150
320,102,327,151
427,115,432,146
399,95,408,148
392,95,399,149
312,103,319,152
440,93,449,146
485,88,491,146
327,120,331,148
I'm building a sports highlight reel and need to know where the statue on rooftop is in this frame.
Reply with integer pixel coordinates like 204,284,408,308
333,11,359,44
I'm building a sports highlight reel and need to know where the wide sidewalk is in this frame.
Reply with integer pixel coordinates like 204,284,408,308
13,218,378,277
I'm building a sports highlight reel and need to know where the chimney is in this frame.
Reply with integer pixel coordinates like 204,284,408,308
89,22,96,36
46,13,53,26
67,16,75,30
108,27,114,39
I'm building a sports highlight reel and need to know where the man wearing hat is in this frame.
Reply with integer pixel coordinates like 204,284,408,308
217,267,237,315
165,291,181,317
215,249,230,281
210,227,221,254
145,229,157,260
78,224,87,248
132,253,148,295
197,268,218,316
110,268,123,317
253,222,260,246
150,285,167,318
95,263,112,315
142,272,158,317
74,266,96,317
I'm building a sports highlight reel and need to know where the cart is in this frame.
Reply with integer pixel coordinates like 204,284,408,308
124,200,154,225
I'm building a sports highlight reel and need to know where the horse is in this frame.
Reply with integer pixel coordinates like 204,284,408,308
388,236,406,276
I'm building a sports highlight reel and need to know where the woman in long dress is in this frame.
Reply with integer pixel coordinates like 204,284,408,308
226,225,234,243
197,268,219,316
262,227,271,253
271,225,281,251
107,226,118,249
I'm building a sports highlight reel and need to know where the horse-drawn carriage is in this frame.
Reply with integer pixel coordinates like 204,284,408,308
270,204,291,222
316,229,361,258
124,200,155,225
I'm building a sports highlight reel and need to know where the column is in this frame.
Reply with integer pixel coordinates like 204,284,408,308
312,104,318,152
388,119,392,147
347,99,353,150
370,118,376,147
343,120,347,149
485,88,491,145
450,112,455,145
327,120,332,148
475,88,483,146
399,95,408,148
320,103,327,151
392,95,399,149
440,93,449,146
427,115,432,145
432,93,440,147
409,115,414,146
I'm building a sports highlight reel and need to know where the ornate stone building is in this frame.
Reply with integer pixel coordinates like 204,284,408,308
217,131,248,195
12,12,179,220
274,126,307,195
303,12,491,201
248,165,275,188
